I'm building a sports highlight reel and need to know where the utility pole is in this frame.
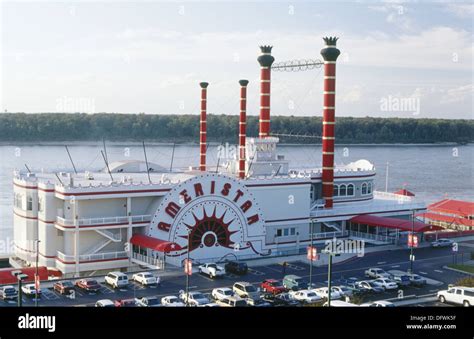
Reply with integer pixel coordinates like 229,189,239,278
185,234,191,307
409,209,416,274
35,239,41,307
327,253,333,307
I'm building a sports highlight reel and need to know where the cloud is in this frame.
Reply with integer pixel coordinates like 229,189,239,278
439,84,474,104
444,3,474,18
342,85,363,103
368,2,412,30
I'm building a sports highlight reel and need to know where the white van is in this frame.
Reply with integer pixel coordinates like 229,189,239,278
105,271,129,289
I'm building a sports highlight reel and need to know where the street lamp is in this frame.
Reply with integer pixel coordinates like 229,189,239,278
184,234,192,307
35,239,41,307
12,271,28,307
322,246,340,307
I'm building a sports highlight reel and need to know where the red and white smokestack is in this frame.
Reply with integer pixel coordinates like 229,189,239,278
238,79,249,179
199,82,209,171
257,46,275,138
320,37,340,209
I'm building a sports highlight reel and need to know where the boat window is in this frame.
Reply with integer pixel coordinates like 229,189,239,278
339,184,347,196
26,196,33,211
361,183,368,195
347,184,354,196
333,185,339,196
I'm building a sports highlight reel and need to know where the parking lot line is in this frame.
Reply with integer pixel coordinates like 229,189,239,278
391,265,400,268
419,271,428,275
377,261,387,265
247,268,265,276
434,270,444,273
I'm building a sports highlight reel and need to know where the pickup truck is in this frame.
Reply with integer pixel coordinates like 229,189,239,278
438,286,474,307
198,263,225,279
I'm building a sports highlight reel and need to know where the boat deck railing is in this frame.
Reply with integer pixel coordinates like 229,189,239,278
56,214,152,227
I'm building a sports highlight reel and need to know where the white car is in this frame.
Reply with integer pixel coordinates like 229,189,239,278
365,268,392,279
95,299,115,307
132,272,159,286
212,287,234,301
289,289,322,304
198,263,225,279
161,296,185,307
179,291,210,306
312,287,342,300
21,284,41,296
332,286,354,297
431,238,454,248
438,286,474,307
361,300,395,307
104,271,129,289
372,278,398,290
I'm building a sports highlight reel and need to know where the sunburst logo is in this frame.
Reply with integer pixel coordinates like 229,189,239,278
179,206,237,253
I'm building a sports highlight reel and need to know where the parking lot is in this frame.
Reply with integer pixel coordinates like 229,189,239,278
1,243,471,307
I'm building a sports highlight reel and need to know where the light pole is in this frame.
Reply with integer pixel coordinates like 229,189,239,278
185,234,191,307
409,209,416,274
12,271,28,307
309,220,314,288
35,239,41,307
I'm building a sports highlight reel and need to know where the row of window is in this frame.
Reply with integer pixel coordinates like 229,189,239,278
333,182,373,197
275,227,297,238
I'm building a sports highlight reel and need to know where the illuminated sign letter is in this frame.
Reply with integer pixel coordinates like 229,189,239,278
194,183,204,197
247,214,259,225
165,202,181,218
240,200,252,213
158,222,171,232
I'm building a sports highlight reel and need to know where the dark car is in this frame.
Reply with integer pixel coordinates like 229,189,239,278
75,279,101,293
225,260,248,275
114,298,137,307
53,281,75,295
0,286,18,300
264,292,300,307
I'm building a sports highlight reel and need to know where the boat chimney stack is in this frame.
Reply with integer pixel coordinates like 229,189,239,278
320,37,340,208
238,79,249,179
257,45,274,138
199,82,209,171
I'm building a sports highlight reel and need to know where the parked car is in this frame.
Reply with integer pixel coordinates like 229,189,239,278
392,274,411,287
233,282,260,300
224,260,248,275
332,285,355,297
0,285,18,300
245,297,272,307
361,300,395,307
135,296,161,307
132,272,159,286
264,292,300,307
114,298,137,307
21,284,41,297
75,279,101,293
260,279,286,295
438,286,474,307
356,281,384,293
161,296,185,307
365,268,392,279
338,277,359,286
53,281,75,295
372,278,398,290
105,271,129,289
407,274,427,286
312,287,342,300
431,238,454,248
283,275,308,291
323,300,359,307
179,291,210,306
198,263,226,279
289,290,322,304
95,299,115,307
216,296,248,307
211,287,234,301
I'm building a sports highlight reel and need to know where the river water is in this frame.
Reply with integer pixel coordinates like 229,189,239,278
1,143,472,250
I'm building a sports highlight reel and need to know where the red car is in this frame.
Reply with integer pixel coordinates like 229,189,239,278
75,279,101,293
261,279,287,295
114,299,137,307
53,280,75,295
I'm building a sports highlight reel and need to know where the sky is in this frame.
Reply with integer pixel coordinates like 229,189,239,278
0,0,472,119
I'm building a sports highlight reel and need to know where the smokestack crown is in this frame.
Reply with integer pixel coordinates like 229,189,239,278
200,82,209,89
258,45,275,67
320,37,340,62
239,79,249,86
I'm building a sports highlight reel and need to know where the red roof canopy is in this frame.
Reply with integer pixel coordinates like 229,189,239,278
394,189,415,197
428,199,474,218
350,215,443,232
417,212,474,228
130,234,182,252
0,266,50,285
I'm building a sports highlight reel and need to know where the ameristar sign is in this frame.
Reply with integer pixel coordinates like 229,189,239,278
148,174,268,261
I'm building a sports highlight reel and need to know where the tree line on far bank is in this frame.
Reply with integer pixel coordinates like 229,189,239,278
0,113,472,144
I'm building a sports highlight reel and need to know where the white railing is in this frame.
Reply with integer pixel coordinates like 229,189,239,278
310,230,348,239
56,214,151,227
374,191,413,202
131,252,164,269
57,250,128,263
348,231,395,244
